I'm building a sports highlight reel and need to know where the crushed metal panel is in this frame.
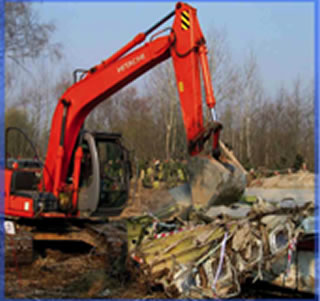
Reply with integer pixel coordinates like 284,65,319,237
129,198,315,298
264,250,315,294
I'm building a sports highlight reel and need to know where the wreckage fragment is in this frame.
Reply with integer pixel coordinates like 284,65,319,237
128,198,314,298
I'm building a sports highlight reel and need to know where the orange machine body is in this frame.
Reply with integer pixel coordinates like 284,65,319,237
5,2,219,219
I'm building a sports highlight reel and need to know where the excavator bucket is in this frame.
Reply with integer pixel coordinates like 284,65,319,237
170,142,247,209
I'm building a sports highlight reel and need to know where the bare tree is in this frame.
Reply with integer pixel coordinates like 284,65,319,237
146,62,181,160
5,2,61,66
206,27,241,155
238,51,264,166
85,86,161,160
5,2,62,109
5,107,36,158
302,80,315,169
206,27,239,105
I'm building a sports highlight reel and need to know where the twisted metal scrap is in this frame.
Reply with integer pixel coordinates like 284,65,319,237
129,198,313,298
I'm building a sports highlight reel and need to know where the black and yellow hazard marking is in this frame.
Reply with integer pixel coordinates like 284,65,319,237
181,10,190,31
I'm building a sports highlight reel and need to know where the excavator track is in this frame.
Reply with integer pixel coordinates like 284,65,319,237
84,221,128,274
4,218,128,274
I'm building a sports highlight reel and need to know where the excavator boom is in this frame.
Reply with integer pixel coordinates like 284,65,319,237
43,2,219,197
5,2,245,220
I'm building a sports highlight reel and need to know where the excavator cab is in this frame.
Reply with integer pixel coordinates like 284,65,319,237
5,127,131,218
77,132,131,217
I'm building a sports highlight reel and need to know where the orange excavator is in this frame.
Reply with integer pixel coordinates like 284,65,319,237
4,2,244,260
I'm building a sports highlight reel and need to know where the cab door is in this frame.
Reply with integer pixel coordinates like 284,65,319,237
77,132,100,216
78,132,131,217
94,134,131,216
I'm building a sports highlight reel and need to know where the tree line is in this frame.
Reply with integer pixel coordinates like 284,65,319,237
5,3,315,171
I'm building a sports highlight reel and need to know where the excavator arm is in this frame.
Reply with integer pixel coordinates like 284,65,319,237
43,2,221,198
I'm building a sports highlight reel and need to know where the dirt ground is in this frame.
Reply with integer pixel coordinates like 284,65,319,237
5,249,168,299
5,184,172,299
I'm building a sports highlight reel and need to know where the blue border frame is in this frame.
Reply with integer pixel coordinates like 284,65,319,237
0,0,5,299
0,0,318,300
2,0,317,2
314,0,319,298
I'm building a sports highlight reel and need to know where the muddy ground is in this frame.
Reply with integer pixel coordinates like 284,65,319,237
5,184,175,299
5,172,315,299
5,250,167,299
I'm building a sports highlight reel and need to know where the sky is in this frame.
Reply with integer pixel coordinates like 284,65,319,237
34,1,314,97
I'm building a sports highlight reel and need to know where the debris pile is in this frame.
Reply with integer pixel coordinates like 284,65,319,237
250,170,314,189
127,197,314,298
